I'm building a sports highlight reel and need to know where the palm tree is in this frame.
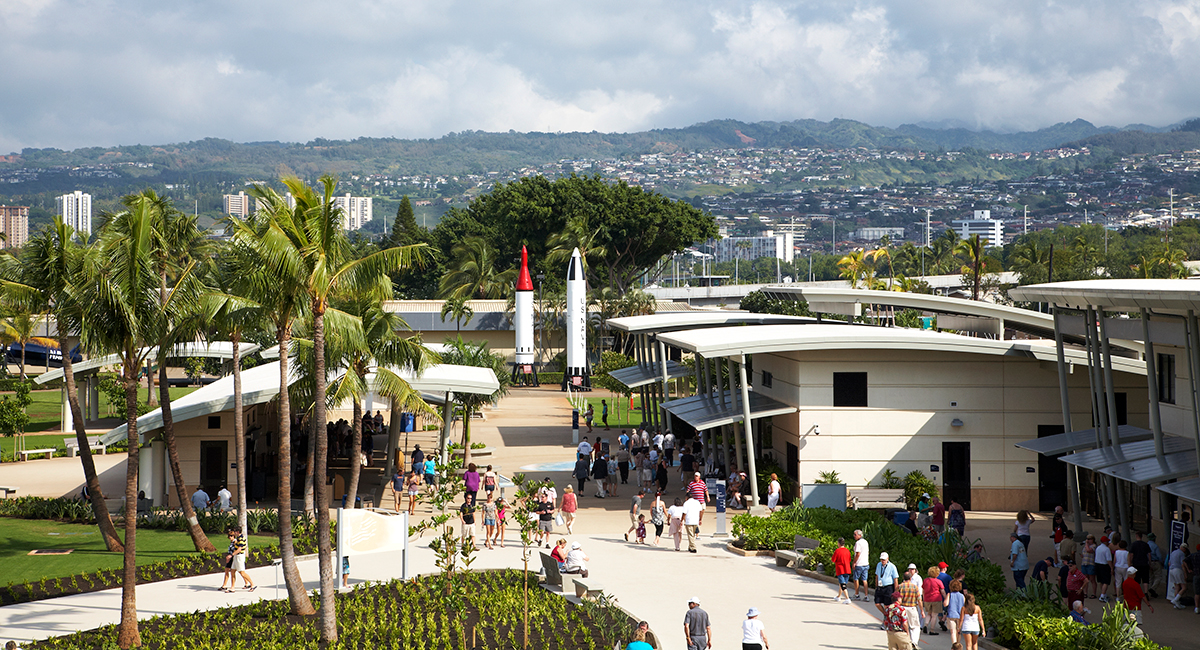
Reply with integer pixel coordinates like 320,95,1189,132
1010,239,1050,285
439,295,474,333
439,336,511,467
837,250,870,288
930,229,960,274
232,188,316,618
202,247,267,539
954,234,990,301
866,245,895,288
326,298,438,507
439,236,516,300
247,175,429,643
0,309,36,378
0,219,124,552
547,215,608,287
88,192,198,648
139,191,217,553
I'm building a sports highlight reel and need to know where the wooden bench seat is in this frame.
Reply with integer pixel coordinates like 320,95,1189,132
64,436,107,457
18,448,55,461
847,488,905,510
775,549,800,567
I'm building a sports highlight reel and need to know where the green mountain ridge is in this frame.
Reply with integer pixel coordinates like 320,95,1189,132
5,117,1198,180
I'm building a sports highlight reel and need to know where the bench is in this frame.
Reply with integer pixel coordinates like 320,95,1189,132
0,486,17,498
570,575,604,600
539,551,564,587
777,535,821,568
64,436,106,457
18,448,55,461
848,488,905,510
775,550,800,567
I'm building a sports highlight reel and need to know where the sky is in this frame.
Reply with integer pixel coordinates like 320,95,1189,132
2,0,1199,153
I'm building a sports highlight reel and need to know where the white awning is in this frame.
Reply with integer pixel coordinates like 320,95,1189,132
1010,279,1200,316
36,341,261,385
608,361,691,389
607,312,816,334
1015,425,1154,457
1058,436,1195,471
662,390,797,431
1096,451,1197,486
1155,478,1200,503
103,360,500,445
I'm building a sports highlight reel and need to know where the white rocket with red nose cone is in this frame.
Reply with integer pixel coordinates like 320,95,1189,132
514,246,535,368
565,247,589,389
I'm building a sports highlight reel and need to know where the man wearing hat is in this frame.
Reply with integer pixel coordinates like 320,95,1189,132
1122,566,1153,623
897,564,923,645
563,541,589,578
683,597,711,650
935,562,951,631
873,551,900,617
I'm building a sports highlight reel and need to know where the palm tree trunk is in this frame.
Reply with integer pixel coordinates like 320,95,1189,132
19,343,25,379
345,394,363,510
232,332,248,537
158,363,215,552
276,327,315,615
117,371,141,649
60,333,123,552
147,363,155,405
462,408,472,468
312,307,337,642
304,422,315,517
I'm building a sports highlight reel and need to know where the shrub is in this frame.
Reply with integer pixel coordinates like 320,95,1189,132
902,469,940,509
537,372,563,385
814,470,842,484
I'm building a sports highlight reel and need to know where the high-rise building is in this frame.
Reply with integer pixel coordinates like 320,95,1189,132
334,194,372,230
0,206,30,249
953,210,1004,246
224,191,251,217
711,231,794,264
56,191,93,236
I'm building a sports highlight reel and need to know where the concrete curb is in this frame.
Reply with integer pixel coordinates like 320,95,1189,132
724,543,773,557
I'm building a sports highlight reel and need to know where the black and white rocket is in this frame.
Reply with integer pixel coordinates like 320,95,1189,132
565,247,590,389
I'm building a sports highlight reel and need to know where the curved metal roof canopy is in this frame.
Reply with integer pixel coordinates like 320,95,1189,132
36,341,262,385
1010,279,1200,315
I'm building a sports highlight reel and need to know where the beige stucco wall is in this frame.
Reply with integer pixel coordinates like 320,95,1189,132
751,348,1149,512
161,402,272,508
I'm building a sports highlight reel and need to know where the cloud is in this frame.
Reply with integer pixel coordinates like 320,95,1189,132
0,0,1197,152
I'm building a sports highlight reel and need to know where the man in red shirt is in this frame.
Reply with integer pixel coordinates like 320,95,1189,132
686,472,709,504
832,537,853,603
1123,567,1153,624
931,496,945,533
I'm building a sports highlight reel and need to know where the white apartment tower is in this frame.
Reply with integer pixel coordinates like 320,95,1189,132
953,210,1004,246
334,194,373,230
224,191,251,218
56,191,92,236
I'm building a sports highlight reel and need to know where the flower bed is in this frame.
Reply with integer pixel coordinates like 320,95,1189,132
28,569,636,650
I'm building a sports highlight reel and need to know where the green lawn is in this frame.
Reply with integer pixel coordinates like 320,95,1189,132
0,518,205,585
5,385,198,435
571,395,650,430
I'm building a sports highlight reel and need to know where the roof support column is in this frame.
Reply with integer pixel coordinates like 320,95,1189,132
1053,308,1084,536
1188,312,1200,481
739,355,760,508
385,398,402,479
1140,308,1165,460
700,357,710,397
1102,311,1131,541
721,357,731,410
659,339,672,435
1085,308,1117,528
439,391,453,461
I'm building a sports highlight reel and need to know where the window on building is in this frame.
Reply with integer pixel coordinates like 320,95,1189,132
1158,354,1176,404
761,370,773,388
833,372,868,407
208,415,221,429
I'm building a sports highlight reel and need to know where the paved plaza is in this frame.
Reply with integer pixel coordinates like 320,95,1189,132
1,386,1194,648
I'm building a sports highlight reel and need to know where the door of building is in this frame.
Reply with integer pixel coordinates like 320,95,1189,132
199,440,228,496
1037,425,1068,511
942,442,971,510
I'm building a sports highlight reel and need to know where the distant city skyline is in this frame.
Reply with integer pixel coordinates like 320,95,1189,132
2,1,1198,153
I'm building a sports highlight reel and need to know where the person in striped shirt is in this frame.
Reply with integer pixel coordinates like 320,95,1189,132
221,528,256,593
686,472,709,504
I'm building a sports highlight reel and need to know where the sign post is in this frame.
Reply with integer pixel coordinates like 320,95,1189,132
1170,519,1187,552
572,408,580,445
713,479,727,537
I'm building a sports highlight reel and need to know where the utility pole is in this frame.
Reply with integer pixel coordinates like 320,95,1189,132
1023,205,1028,236
1169,188,1176,228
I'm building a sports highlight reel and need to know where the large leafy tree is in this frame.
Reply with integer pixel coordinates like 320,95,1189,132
433,175,716,293
0,219,125,552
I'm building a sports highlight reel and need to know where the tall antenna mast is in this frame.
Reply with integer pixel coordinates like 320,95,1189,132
1023,205,1028,236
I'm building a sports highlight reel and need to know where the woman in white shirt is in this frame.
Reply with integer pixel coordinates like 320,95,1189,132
1113,539,1130,598
741,607,769,650
767,474,782,511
